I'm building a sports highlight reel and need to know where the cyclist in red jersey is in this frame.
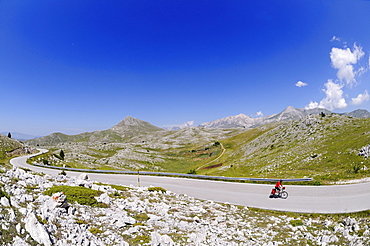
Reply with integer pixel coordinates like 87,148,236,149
274,179,283,194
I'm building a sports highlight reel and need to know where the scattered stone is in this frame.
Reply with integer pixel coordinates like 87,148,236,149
1,166,369,245
0,196,10,207
95,193,111,205
151,232,175,246
24,211,52,246
50,192,69,209
12,236,30,246
76,173,92,188
359,144,370,158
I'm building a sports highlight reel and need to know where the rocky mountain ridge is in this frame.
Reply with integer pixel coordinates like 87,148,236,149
111,116,164,135
27,116,165,146
23,113,370,184
199,106,336,129
344,109,370,118
26,107,369,146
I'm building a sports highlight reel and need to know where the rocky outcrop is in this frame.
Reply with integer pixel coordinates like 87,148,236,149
76,173,92,188
1,166,369,245
359,144,370,158
0,196,10,207
151,231,175,246
24,211,52,246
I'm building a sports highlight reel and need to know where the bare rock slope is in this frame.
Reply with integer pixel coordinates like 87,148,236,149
1,166,369,245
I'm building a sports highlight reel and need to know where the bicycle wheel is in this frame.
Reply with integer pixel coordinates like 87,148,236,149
280,191,288,199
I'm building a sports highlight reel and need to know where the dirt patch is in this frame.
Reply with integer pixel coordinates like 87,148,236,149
201,163,222,170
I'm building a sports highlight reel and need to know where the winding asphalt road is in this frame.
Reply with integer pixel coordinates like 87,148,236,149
11,150,370,214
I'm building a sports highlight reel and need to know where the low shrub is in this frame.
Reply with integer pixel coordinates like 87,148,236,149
187,169,197,174
89,227,103,234
59,170,67,176
36,215,48,225
134,213,150,222
0,188,9,199
108,184,131,191
75,219,88,225
148,187,167,193
290,219,304,227
43,185,105,207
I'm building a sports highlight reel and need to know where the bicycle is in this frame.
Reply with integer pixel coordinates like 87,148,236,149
269,187,288,199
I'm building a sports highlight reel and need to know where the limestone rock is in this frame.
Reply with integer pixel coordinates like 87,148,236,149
151,232,175,246
50,192,69,209
76,173,92,188
24,211,52,246
359,144,370,158
95,192,111,205
0,196,10,207
12,236,30,246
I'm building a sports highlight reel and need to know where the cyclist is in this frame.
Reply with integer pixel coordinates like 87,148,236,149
274,179,284,195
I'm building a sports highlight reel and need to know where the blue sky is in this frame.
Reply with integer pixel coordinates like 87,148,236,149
1,0,370,136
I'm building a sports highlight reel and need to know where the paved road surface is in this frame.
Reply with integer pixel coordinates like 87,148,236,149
11,150,370,214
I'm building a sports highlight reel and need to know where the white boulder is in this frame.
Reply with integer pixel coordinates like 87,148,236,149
76,173,92,188
24,211,52,246
151,232,175,246
0,196,10,207
95,192,111,205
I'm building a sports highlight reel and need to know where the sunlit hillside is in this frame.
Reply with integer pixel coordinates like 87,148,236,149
27,114,370,183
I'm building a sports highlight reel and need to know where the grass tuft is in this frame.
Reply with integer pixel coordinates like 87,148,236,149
43,185,108,207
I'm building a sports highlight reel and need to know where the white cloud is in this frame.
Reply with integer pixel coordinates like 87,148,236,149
319,80,347,110
351,90,369,105
305,101,319,110
305,80,347,110
304,101,319,109
330,36,341,42
295,81,308,87
177,121,194,128
163,120,194,129
256,111,263,117
306,40,369,111
330,44,365,85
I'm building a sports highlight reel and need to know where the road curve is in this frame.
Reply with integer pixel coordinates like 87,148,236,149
11,150,370,214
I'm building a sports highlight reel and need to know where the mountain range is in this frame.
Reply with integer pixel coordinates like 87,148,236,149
5,107,370,142
20,106,370,182
0,132,42,141
25,116,164,146
198,106,367,129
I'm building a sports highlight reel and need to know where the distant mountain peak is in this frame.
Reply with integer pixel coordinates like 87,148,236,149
282,106,296,112
199,113,254,128
111,116,163,133
200,106,327,129
344,109,370,118
199,107,370,129
235,113,251,119
116,116,140,125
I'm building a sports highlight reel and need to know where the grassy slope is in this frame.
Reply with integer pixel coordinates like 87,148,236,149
0,134,24,167
26,114,370,183
197,114,370,183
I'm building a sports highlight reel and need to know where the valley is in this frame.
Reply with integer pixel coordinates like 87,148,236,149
23,108,370,184
1,107,370,245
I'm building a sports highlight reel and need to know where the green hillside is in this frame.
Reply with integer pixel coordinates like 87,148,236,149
27,130,126,146
26,114,370,183
196,114,370,183
27,116,165,146
0,134,24,163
